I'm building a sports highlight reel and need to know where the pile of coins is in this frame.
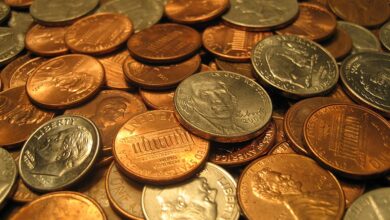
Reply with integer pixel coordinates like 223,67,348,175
0,0,389,219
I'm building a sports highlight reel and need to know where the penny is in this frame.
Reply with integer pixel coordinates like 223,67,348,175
123,55,201,89
338,179,365,208
114,110,209,185
97,0,163,32
139,88,175,110
215,59,255,79
238,154,345,220
304,104,390,179
165,0,229,24
340,52,390,117
9,57,47,88
274,117,287,144
4,0,32,8
327,84,355,104
276,3,337,42
26,54,105,110
252,35,339,99
203,24,273,62
174,71,273,143
321,28,353,61
10,192,106,220
328,0,389,28
380,21,390,51
106,162,144,220
95,156,114,169
25,25,69,57
0,2,10,23
222,0,299,31
0,53,33,90
65,90,147,149
306,0,328,8
7,11,33,36
19,115,101,192
199,64,215,72
268,141,296,155
12,178,40,203
0,27,24,66
143,162,240,220
127,23,201,64
0,148,17,209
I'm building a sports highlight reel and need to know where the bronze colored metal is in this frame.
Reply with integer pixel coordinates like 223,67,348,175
9,57,47,88
274,117,287,144
199,64,214,72
95,156,114,168
268,141,296,155
0,53,33,90
215,59,255,79
12,179,40,203
321,28,353,61
338,179,366,208
139,88,175,110
327,84,355,104
4,0,32,8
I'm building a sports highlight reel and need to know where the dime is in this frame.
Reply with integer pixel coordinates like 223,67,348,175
114,110,209,184
139,89,175,110
0,53,32,90
7,11,33,35
26,54,105,109
238,154,345,220
127,23,201,64
379,21,390,51
340,52,390,117
303,104,390,179
123,55,201,89
4,0,32,8
0,148,17,209
252,35,339,98
203,24,272,62
9,57,47,88
0,2,10,23
215,59,255,79
0,27,24,66
10,192,106,220
142,162,240,220
268,141,296,155
321,28,353,61
174,71,272,143
19,115,101,192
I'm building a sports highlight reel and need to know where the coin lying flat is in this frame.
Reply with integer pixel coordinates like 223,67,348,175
9,57,47,88
252,35,339,98
0,27,24,66
339,179,365,208
12,178,40,203
321,28,353,61
0,2,10,23
215,59,255,79
268,141,295,155
0,148,17,210
19,115,101,192
0,53,33,90
380,21,390,51
8,11,33,36
142,162,240,220
139,89,175,110
174,71,272,143
4,0,32,8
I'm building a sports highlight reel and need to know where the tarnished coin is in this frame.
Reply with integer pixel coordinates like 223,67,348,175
252,35,338,98
0,53,33,90
114,110,209,184
139,89,175,110
380,21,390,51
9,57,47,88
340,52,390,117
321,28,353,61
238,154,345,220
142,162,240,220
268,141,296,155
203,24,272,62
30,0,99,26
4,0,32,8
64,90,147,149
0,27,24,66
222,0,299,31
215,59,255,79
0,148,17,209
19,115,101,192
7,11,33,35
26,54,105,110
97,0,163,32
174,71,272,143
0,2,10,23
304,104,390,179
10,192,106,220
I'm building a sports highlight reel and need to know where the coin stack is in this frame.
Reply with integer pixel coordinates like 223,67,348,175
0,0,389,219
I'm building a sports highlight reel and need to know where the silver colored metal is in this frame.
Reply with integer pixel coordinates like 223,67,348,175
0,2,10,24
0,148,17,210
379,21,390,51
0,27,24,66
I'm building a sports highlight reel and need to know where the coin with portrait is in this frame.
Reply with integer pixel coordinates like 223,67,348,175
0,148,17,210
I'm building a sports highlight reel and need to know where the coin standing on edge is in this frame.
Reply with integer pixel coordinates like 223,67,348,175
0,27,24,66
0,148,17,210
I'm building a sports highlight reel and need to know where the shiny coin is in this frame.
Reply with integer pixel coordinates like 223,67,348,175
252,35,338,98
215,59,255,79
139,88,175,111
142,162,240,220
0,2,10,23
174,71,272,143
0,54,33,90
19,115,101,192
321,28,353,61
0,27,24,66
268,141,296,155
26,54,105,110
380,21,390,51
0,148,17,209
238,154,345,220
7,11,33,35
304,104,390,179
9,57,47,88
4,0,32,8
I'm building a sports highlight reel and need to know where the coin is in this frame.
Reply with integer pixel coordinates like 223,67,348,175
64,90,147,149
174,71,272,143
97,0,163,32
12,178,40,203
95,156,114,169
338,179,365,208
26,54,105,110
127,23,201,64
306,0,328,8
268,141,296,154
123,55,201,89
0,54,33,90
9,57,47,88
0,2,10,23
7,11,33,35
222,0,299,31
19,115,101,192
0,27,24,66
0,148,17,209
106,162,144,220
4,0,32,8
10,192,106,220
139,88,175,110
340,52,390,117
165,0,229,24
238,154,345,220
327,84,355,104
203,24,272,62
321,28,353,61
142,162,240,220
304,104,390,179
252,35,339,98
379,21,390,51
215,59,255,79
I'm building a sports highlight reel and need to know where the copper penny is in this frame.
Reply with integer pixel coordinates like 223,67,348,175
25,24,69,57
139,88,175,110
238,154,345,220
321,28,353,61
9,57,47,88
304,104,390,179
268,141,296,155
65,13,133,55
203,24,272,62
113,110,209,185
276,3,337,42
0,87,54,147
4,0,32,8
26,54,105,109
0,53,33,90
199,63,214,72
327,84,355,104
273,117,287,144
165,0,229,24
123,54,201,89
10,192,106,220
95,156,115,168
127,23,201,64
338,179,366,208
12,178,40,203
215,58,255,79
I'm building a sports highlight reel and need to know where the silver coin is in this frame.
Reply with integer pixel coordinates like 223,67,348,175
8,11,34,35
222,0,299,31
97,0,163,32
379,21,390,51
0,27,24,66
142,162,240,220
0,2,10,24
344,188,390,220
252,35,339,98
0,148,17,210
19,115,101,192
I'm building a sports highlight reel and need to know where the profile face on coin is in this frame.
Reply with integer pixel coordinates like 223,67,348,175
0,148,17,210
0,27,24,66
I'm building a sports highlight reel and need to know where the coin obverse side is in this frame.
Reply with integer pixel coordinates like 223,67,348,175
380,21,390,51
0,148,17,209
19,115,101,192
142,162,240,220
